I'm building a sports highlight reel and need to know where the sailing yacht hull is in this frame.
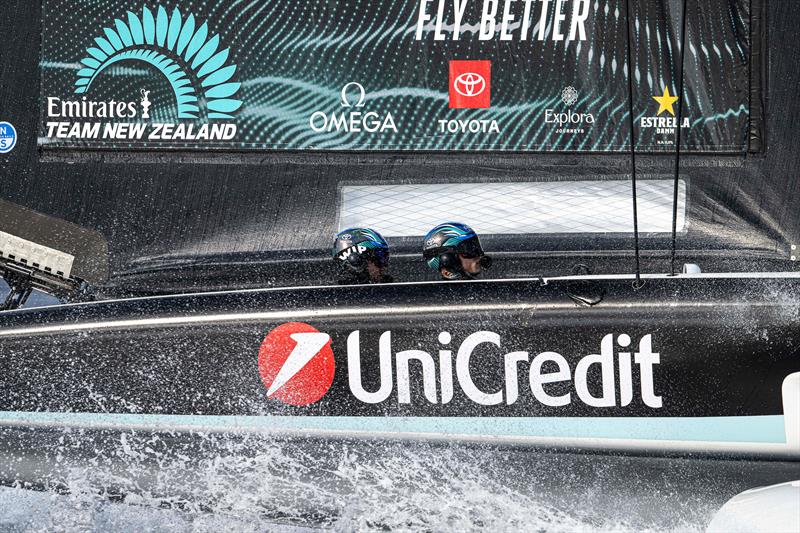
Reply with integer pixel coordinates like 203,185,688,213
0,275,798,459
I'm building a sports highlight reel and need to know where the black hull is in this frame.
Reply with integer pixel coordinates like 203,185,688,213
0,274,798,459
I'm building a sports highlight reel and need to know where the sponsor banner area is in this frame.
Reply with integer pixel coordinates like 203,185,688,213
239,320,797,454
256,321,790,422
40,0,752,151
260,325,665,411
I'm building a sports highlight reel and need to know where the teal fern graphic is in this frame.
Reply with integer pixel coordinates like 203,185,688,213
74,5,241,119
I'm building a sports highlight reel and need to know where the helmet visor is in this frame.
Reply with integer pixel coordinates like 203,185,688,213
458,236,485,259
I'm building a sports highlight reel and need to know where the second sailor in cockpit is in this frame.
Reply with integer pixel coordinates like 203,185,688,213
422,222,492,280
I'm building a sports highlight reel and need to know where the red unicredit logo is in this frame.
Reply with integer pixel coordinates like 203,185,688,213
449,60,491,109
258,322,335,406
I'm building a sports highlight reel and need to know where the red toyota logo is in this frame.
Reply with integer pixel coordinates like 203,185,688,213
258,322,335,406
449,60,491,109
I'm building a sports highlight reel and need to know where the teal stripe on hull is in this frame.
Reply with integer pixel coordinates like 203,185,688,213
0,412,786,444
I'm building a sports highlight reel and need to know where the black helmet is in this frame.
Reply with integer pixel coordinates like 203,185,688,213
333,227,391,283
422,222,492,280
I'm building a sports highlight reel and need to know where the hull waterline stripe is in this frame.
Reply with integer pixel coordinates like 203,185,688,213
0,411,786,444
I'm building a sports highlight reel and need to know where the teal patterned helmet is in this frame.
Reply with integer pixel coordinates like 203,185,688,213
333,227,390,274
422,222,491,279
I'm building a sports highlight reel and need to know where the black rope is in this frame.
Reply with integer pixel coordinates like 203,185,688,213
624,0,644,289
670,0,689,276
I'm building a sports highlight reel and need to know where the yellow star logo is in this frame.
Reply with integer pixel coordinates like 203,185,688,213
652,86,679,116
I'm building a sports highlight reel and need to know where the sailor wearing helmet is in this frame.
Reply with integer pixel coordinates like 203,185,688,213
332,227,393,284
422,222,492,280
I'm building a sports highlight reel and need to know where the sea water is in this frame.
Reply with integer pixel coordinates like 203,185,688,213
0,428,769,532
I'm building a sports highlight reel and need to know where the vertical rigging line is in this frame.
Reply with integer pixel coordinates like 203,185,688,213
624,0,643,289
670,0,689,276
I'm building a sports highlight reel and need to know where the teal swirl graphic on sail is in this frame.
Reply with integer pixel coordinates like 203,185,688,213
73,5,241,119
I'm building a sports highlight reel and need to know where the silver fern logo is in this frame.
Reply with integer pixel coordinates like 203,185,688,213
74,5,242,120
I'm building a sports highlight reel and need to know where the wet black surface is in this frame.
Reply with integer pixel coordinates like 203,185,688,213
1,428,798,531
